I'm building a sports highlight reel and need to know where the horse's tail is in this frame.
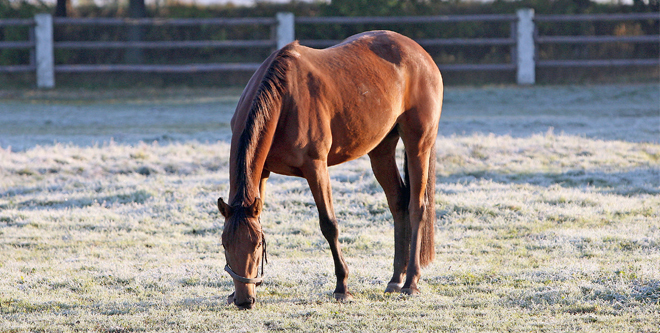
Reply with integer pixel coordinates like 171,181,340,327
421,142,436,267
403,143,436,268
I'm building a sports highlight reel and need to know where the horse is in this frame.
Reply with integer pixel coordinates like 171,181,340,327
217,30,443,309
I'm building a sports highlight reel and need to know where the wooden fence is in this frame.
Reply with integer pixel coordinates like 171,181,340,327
534,12,660,69
0,10,657,88
295,13,520,73
0,18,36,74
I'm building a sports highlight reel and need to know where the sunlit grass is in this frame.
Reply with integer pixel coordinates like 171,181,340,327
1,128,658,331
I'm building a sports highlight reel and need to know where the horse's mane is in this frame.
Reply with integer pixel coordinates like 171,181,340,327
227,44,297,239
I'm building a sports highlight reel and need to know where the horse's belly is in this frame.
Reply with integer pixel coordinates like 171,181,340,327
326,116,398,166
266,118,393,173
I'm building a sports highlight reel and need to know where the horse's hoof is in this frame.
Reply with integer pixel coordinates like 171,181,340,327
333,292,353,302
384,282,402,293
226,292,235,305
401,287,420,295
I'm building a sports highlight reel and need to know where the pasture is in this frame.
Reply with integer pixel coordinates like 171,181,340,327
1,84,658,332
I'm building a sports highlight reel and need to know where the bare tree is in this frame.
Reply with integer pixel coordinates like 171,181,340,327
129,0,147,19
55,0,67,17
126,0,147,64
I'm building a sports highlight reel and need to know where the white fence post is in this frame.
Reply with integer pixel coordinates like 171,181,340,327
276,12,295,50
35,13,54,88
516,8,535,85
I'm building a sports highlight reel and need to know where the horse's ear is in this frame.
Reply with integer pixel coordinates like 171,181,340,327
247,197,263,218
217,197,232,218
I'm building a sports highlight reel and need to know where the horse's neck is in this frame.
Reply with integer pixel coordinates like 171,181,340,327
229,103,280,207
228,46,293,207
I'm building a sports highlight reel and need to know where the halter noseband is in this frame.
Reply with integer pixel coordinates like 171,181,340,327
224,231,268,286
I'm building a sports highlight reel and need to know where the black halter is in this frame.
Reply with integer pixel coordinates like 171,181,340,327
224,231,267,286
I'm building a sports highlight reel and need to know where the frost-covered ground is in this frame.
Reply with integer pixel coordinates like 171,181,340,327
0,84,657,151
0,84,658,332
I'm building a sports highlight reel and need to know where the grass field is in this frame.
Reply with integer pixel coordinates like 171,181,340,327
1,84,659,332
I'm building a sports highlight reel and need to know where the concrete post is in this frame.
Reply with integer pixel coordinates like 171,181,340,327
276,12,295,50
35,13,54,88
516,8,535,85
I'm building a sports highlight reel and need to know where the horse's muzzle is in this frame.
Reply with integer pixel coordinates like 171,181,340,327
234,295,255,310
227,291,256,310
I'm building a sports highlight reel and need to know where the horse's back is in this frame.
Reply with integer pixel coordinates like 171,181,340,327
308,30,442,130
266,31,442,172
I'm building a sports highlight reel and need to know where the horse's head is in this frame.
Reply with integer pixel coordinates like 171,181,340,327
218,197,266,310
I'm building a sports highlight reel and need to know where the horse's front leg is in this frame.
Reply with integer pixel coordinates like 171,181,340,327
259,170,270,202
303,159,352,301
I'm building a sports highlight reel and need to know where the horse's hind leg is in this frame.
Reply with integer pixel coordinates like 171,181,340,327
368,130,410,293
303,159,352,301
399,143,432,294
398,111,439,294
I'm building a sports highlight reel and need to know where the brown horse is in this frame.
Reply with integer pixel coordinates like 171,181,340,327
218,30,442,309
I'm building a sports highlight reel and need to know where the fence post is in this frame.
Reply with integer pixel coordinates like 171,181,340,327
516,8,535,85
35,13,54,88
276,12,295,50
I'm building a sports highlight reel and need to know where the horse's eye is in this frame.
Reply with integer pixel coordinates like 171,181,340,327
257,241,263,248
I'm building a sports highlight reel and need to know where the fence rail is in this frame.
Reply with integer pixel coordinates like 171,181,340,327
54,40,276,49
534,12,659,70
0,10,658,87
0,18,35,73
534,12,659,22
0,41,35,49
536,59,660,67
0,65,35,73
55,63,262,73
300,37,516,48
536,35,658,44
53,17,278,26
295,14,517,24
0,18,35,26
